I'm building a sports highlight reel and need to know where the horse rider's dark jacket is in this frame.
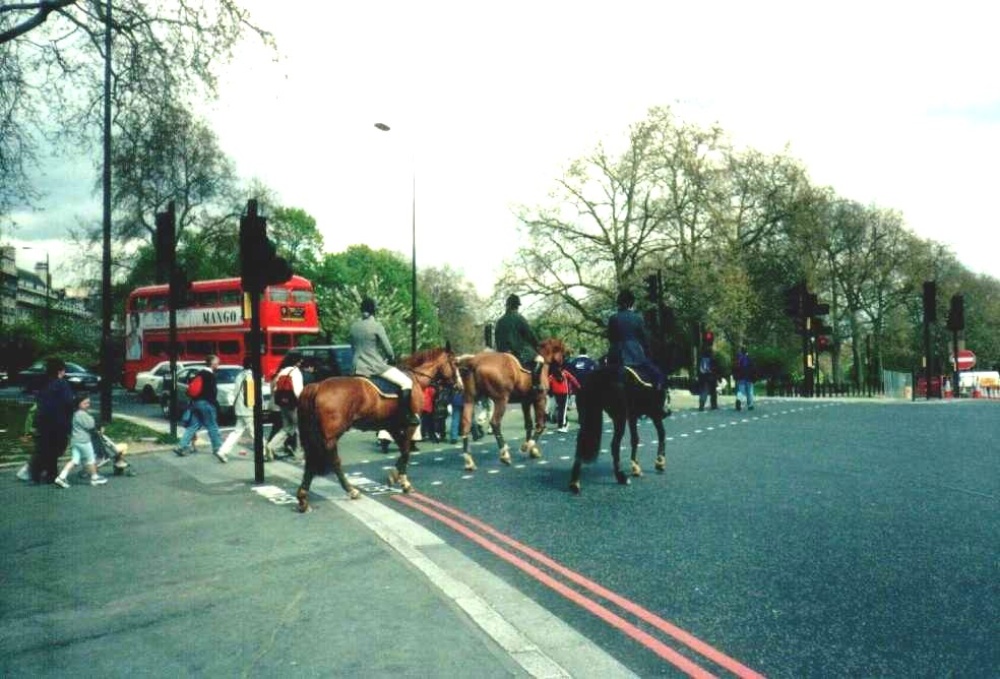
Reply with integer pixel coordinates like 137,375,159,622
606,309,650,368
495,309,539,367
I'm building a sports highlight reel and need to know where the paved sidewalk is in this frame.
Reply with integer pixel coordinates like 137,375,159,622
2,440,634,677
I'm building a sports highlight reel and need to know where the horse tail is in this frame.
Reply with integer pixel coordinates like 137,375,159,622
574,370,606,464
298,383,330,476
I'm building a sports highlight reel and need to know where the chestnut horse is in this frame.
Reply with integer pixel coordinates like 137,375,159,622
457,338,566,470
569,365,669,495
295,346,461,512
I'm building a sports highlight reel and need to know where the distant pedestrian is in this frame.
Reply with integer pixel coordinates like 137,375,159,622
448,387,465,444
53,394,107,488
217,358,256,460
28,358,75,484
697,346,720,411
174,355,226,462
548,365,580,433
734,346,755,411
266,355,306,460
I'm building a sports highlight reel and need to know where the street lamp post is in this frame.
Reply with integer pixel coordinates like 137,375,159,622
375,122,418,354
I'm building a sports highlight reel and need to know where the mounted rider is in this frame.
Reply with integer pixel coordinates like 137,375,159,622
606,289,664,390
494,293,546,392
349,297,420,426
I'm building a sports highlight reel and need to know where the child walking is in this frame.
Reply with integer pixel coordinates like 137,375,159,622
54,395,108,488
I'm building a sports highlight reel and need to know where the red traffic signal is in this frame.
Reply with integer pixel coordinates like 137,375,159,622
816,336,830,351
703,330,714,345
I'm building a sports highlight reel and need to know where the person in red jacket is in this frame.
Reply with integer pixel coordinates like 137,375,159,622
548,364,580,433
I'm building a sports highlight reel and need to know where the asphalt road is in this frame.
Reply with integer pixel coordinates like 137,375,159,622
348,398,999,677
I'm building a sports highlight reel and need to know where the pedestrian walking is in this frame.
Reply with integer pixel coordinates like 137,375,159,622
548,365,580,433
28,357,75,484
174,355,226,462
266,355,306,460
217,358,256,460
734,345,755,411
53,394,108,488
697,346,720,411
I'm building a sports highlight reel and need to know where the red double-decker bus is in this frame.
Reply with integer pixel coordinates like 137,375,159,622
122,275,319,390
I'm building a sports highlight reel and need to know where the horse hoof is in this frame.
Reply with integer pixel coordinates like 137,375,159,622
631,461,643,477
615,471,630,486
528,443,542,459
569,481,581,495
348,487,361,500
463,454,477,472
499,450,512,466
387,469,400,486
400,476,413,493
655,456,666,472
519,441,530,453
296,487,310,513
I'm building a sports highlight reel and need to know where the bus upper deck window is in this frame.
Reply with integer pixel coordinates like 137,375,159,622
220,290,241,305
150,295,168,310
291,290,314,303
196,291,218,307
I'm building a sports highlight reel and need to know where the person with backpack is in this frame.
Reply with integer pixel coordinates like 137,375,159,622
217,358,256,460
266,355,306,460
174,354,225,462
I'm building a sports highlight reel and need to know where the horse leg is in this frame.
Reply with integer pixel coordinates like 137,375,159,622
492,398,512,465
519,400,542,459
611,418,629,485
296,468,315,513
629,415,643,477
329,442,360,500
653,414,667,473
460,399,476,471
569,458,583,495
387,427,415,493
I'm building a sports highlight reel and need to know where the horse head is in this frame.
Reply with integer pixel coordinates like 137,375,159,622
538,338,567,366
404,344,463,392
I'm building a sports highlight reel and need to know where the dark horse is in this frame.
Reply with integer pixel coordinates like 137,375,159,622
570,365,669,494
457,338,567,470
295,346,462,512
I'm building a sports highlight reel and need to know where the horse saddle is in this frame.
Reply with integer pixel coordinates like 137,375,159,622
359,375,402,398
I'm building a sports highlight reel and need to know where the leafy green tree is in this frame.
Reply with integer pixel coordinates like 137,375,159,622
419,265,483,353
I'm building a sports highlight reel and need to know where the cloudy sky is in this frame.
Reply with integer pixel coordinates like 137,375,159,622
8,0,1000,295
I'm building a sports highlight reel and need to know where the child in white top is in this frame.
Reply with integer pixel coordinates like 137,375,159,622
54,395,107,488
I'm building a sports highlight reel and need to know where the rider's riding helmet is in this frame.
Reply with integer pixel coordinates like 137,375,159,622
506,293,521,310
617,289,635,309
360,297,377,315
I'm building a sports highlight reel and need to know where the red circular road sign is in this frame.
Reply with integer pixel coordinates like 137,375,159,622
953,349,976,371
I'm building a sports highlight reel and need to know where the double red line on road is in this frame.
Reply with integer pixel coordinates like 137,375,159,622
392,492,764,679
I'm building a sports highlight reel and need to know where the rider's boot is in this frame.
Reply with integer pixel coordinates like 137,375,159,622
531,362,543,392
399,389,420,426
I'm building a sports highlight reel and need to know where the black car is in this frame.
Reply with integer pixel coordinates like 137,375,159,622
16,360,101,393
281,345,354,381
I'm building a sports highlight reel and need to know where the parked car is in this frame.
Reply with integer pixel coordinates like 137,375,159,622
133,360,202,403
161,364,270,425
280,345,354,381
16,360,101,393
0,369,8,387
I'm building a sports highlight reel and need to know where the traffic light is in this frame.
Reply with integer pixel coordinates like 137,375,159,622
483,322,493,348
922,281,937,323
816,336,830,351
947,294,964,331
645,274,659,304
702,329,714,346
240,200,292,293
169,267,192,308
154,202,176,285
784,282,806,317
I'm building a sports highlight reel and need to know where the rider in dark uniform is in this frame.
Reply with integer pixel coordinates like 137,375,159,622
606,289,664,389
494,293,544,391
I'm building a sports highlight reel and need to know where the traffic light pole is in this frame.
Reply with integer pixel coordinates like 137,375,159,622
248,286,265,484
